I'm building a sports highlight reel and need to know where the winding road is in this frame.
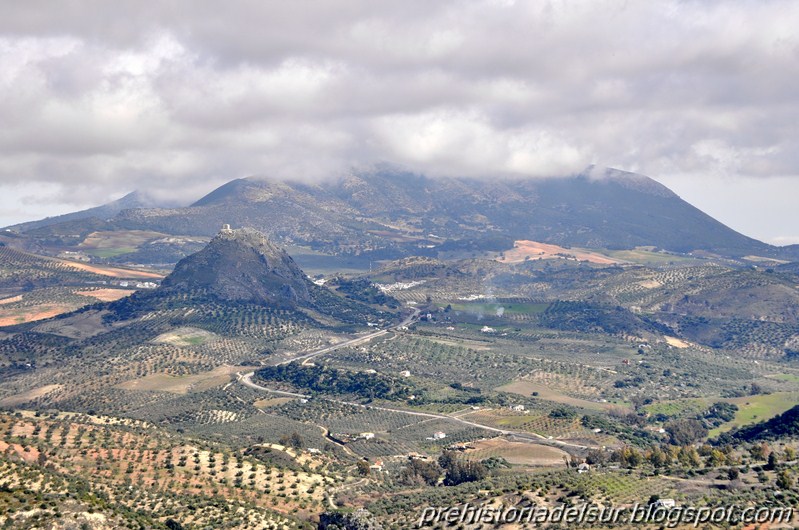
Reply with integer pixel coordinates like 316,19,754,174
286,307,418,366
234,307,597,451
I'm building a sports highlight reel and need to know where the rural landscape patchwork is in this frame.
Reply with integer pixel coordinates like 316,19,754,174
3,2,799,529
1,169,799,529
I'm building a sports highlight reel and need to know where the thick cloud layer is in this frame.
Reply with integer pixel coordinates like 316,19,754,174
0,1,797,242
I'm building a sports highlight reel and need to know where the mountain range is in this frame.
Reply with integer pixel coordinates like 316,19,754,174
5,167,798,264
7,191,176,233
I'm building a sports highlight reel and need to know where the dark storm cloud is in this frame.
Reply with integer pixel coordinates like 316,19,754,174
0,0,798,240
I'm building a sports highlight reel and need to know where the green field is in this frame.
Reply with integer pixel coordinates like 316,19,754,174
600,248,700,265
767,373,799,384
643,398,710,418
84,247,138,258
710,392,799,436
78,230,165,258
447,302,549,315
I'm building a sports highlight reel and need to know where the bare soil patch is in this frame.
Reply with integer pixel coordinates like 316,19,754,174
639,280,662,289
0,305,73,326
74,288,135,302
254,397,294,408
463,437,568,466
664,336,690,348
153,327,218,346
497,380,628,412
117,365,243,394
56,259,164,279
0,295,22,305
499,240,619,265
0,384,62,407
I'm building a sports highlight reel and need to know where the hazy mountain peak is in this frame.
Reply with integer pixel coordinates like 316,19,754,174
10,167,794,261
190,178,255,206
584,166,677,198
4,189,181,233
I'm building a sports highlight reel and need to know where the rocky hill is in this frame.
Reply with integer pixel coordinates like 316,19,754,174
159,227,312,307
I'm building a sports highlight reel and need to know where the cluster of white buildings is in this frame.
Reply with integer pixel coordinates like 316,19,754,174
374,280,427,293
117,281,158,289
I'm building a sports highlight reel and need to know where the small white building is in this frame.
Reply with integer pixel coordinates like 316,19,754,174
360,432,375,440
481,326,495,333
510,404,525,412
399,370,411,377
577,463,591,474
432,431,447,440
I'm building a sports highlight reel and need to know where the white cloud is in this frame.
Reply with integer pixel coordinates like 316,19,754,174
371,109,586,177
0,0,797,240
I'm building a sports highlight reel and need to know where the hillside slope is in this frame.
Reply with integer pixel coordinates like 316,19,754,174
5,191,174,233
160,227,312,307
8,168,796,261
106,168,797,258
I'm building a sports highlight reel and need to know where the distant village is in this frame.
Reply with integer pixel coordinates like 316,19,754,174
88,278,159,289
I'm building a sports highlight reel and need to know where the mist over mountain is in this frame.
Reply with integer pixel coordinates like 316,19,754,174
103,169,793,258
3,4,799,527
5,168,796,262
6,191,179,233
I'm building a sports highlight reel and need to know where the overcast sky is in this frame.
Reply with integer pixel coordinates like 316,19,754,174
0,1,797,244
